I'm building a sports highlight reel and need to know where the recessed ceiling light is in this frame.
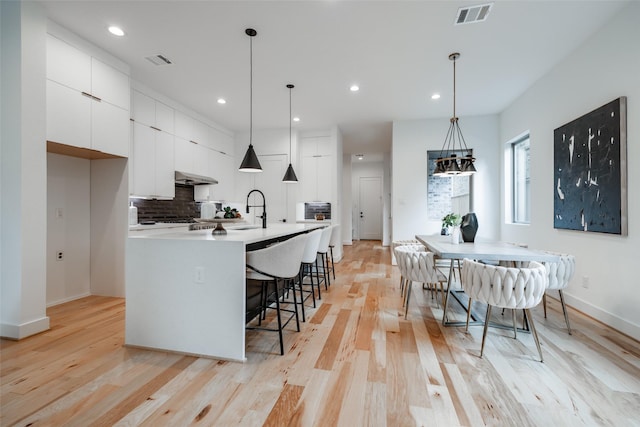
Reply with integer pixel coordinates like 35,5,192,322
108,26,125,37
217,98,226,104
293,117,300,122
350,85,360,92
356,154,364,160
431,93,441,100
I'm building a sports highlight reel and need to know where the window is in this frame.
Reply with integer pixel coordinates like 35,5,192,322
512,136,530,223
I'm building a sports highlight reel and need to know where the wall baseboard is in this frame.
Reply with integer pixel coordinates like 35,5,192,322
47,292,91,308
564,293,639,341
0,316,50,340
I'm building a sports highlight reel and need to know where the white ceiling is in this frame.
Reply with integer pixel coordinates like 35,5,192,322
37,0,628,154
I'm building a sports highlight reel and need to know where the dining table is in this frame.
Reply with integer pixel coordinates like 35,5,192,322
415,234,560,327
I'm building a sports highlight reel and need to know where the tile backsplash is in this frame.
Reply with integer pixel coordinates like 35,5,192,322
304,202,331,220
131,185,200,222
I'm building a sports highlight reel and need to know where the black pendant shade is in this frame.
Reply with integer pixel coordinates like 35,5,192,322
239,143,262,172
282,83,298,183
239,28,262,173
282,163,298,183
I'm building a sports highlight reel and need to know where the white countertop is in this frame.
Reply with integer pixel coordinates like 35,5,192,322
129,222,326,245
295,219,334,224
129,222,190,231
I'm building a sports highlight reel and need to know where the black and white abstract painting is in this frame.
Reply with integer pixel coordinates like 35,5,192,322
553,97,627,235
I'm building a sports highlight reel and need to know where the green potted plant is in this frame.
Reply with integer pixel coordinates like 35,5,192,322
441,213,462,236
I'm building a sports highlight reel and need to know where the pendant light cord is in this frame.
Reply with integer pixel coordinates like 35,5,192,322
249,34,253,145
289,86,292,159
452,57,456,120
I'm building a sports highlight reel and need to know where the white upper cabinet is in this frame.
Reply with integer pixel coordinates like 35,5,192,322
91,58,129,110
131,122,175,198
46,34,91,93
46,80,92,150
155,102,175,134
46,34,130,157
132,90,174,134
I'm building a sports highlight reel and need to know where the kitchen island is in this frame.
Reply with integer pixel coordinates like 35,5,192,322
125,223,325,361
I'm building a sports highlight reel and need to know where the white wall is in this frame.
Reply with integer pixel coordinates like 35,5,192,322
91,158,129,297
0,1,50,339
499,2,640,339
47,154,91,305
341,154,353,245
392,115,501,243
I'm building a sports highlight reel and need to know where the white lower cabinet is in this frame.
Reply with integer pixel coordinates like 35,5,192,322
131,122,175,198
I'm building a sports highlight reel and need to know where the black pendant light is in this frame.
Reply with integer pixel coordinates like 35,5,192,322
282,84,298,183
239,28,262,172
434,52,477,177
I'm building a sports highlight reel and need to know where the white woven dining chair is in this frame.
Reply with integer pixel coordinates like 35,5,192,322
395,245,447,319
462,259,549,361
542,252,575,334
392,240,424,296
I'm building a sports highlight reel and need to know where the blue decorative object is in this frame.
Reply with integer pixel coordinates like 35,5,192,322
461,212,478,242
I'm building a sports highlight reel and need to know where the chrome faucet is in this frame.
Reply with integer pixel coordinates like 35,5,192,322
246,189,267,228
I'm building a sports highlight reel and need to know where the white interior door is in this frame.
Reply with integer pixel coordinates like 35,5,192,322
359,176,382,240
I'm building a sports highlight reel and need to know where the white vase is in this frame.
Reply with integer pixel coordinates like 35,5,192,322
451,226,461,244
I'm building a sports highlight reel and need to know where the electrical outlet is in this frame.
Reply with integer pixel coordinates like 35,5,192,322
56,251,64,261
194,267,204,284
582,275,589,289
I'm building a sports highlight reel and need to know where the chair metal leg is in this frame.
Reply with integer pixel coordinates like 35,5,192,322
273,280,285,356
512,309,517,339
465,298,473,332
308,264,317,308
291,279,300,331
543,293,547,318
297,271,306,323
404,281,413,319
558,290,572,335
324,253,331,287
480,305,492,358
329,246,336,280
524,308,544,362
314,260,322,300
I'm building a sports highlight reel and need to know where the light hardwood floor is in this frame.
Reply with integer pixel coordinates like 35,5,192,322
2,241,639,426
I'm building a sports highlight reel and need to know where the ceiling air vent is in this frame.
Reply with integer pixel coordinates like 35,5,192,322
455,3,493,25
145,54,173,66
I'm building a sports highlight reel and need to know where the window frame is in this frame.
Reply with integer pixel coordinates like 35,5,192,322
511,135,531,224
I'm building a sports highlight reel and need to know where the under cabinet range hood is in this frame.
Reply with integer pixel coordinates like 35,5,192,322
174,171,218,185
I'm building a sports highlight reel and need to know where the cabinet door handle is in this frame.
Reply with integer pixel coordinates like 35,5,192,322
190,140,198,145
81,92,101,102
150,126,162,132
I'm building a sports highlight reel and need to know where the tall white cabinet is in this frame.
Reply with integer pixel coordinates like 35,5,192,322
46,34,130,157
130,90,175,199
300,135,334,202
